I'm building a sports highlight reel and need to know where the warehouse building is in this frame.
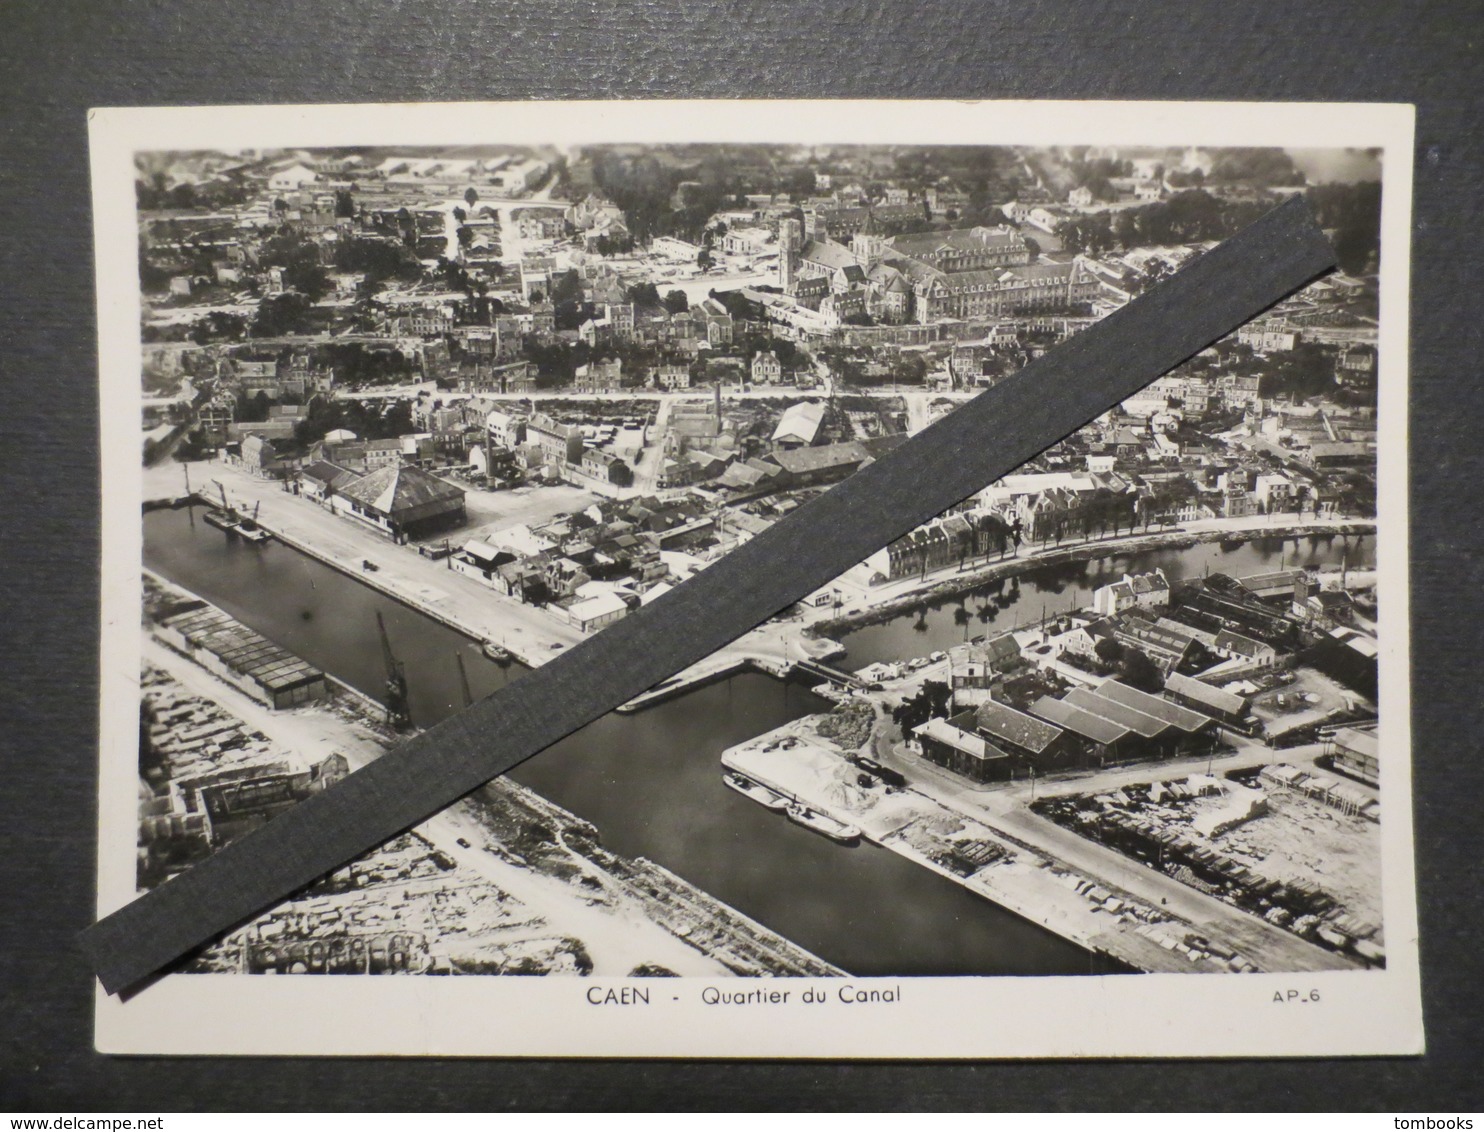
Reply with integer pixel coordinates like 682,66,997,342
156,604,328,710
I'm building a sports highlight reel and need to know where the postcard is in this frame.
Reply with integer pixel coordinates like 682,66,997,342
90,99,1419,1057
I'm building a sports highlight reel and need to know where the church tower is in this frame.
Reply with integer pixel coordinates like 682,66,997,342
851,208,885,268
778,217,800,294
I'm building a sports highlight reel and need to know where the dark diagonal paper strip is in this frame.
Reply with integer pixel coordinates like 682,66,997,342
83,196,1335,993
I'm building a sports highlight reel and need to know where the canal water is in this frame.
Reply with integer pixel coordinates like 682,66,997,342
839,532,1375,671
145,505,1112,977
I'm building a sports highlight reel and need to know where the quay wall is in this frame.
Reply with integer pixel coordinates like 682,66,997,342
810,519,1377,640
151,494,826,709
164,491,558,670
719,746,1135,973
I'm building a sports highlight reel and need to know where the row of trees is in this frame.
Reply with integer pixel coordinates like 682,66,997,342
289,393,415,445
1053,183,1381,275
588,152,737,245
1054,190,1281,256
136,174,249,212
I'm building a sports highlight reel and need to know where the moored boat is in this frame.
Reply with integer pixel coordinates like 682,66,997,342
202,509,237,532
482,640,512,664
234,520,272,543
785,802,861,844
722,772,790,811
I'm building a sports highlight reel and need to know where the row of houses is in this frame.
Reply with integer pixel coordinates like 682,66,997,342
446,494,713,621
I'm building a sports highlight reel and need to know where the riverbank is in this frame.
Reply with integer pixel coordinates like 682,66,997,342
142,611,841,978
147,463,843,703
146,477,854,718
142,492,1162,977
807,518,1377,642
720,724,1201,974
721,712,1355,976
145,460,591,669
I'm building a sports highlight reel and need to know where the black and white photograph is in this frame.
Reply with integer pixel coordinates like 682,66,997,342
90,99,1421,1058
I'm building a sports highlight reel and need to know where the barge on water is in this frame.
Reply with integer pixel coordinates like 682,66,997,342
786,803,861,845
234,518,272,543
722,771,791,811
202,510,273,543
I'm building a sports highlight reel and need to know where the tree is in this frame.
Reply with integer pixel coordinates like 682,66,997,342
381,400,415,437
889,353,928,386
892,679,952,735
663,290,690,315
1307,181,1381,275
334,237,422,284
235,389,273,422
251,292,313,337
697,247,714,272
1207,148,1304,187
548,269,584,308
183,311,242,346
334,189,356,218
627,281,661,308
953,606,973,639
607,460,634,487
1118,647,1165,694
464,187,479,207
1258,343,1336,403
282,260,330,301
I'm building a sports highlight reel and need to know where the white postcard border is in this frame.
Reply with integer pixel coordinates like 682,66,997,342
91,99,1420,1058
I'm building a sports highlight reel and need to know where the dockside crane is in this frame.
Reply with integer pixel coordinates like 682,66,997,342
376,611,412,731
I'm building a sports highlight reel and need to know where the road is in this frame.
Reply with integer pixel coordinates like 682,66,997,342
149,459,588,663
861,734,1354,974
634,396,674,494
901,389,974,437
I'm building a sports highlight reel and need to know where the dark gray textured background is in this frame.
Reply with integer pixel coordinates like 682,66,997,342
2,0,1480,1111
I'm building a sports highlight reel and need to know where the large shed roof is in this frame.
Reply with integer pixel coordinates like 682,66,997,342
1028,695,1130,747
162,607,322,692
1163,671,1247,717
974,699,1063,754
1064,686,1169,738
335,464,464,516
1095,679,1213,733
771,401,827,445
